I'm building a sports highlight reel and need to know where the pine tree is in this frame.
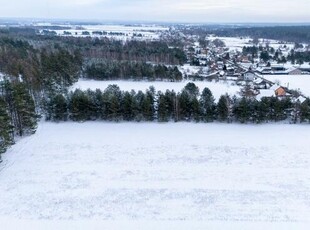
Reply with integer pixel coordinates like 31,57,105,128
178,91,191,121
157,91,169,122
217,95,230,122
122,91,135,121
300,98,310,123
69,89,91,121
233,97,256,123
200,87,216,122
11,83,37,136
49,94,68,121
102,85,122,121
0,97,14,154
142,87,155,121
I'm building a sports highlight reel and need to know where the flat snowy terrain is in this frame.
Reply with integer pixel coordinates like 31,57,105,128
208,36,295,53
0,122,310,229
71,80,241,101
263,75,310,96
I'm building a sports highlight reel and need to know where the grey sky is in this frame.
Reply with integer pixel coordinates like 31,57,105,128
0,0,309,23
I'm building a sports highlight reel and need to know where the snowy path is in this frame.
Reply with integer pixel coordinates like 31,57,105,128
0,122,310,229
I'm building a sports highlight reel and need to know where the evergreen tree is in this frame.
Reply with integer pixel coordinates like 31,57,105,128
11,83,37,136
157,91,169,122
142,87,155,121
69,89,91,121
102,85,122,121
0,97,14,154
233,97,257,123
49,94,68,121
178,91,191,121
134,90,146,121
200,87,216,122
300,99,310,123
122,91,135,121
217,95,230,122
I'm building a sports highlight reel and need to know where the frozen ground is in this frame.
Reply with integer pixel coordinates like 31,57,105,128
0,122,310,229
40,24,168,41
208,36,252,51
263,75,310,96
208,36,295,53
71,79,241,101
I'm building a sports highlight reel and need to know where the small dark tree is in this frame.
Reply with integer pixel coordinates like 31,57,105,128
217,95,230,122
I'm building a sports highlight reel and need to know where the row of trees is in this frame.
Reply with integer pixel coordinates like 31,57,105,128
287,51,310,65
0,81,38,154
85,60,182,81
208,26,310,44
0,36,186,93
46,83,310,124
1,27,187,65
0,37,83,93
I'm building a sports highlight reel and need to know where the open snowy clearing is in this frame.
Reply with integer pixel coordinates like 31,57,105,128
71,79,241,101
41,24,168,40
0,122,310,229
263,75,310,96
208,36,295,53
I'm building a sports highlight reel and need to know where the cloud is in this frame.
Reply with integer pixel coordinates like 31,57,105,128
0,0,309,22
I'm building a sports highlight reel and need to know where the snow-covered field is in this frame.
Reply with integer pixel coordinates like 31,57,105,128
263,75,310,96
41,24,168,41
208,36,295,53
71,80,241,101
208,36,252,51
0,122,310,229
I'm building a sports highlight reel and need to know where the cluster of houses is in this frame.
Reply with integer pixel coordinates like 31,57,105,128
183,39,309,103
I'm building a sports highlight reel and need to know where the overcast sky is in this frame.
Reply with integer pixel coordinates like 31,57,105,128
0,0,309,23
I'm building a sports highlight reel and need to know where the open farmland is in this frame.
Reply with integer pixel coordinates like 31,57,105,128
0,122,309,229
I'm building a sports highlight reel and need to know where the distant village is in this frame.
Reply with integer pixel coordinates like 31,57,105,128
182,35,310,103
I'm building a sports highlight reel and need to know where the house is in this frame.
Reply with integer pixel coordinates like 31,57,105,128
287,67,303,75
256,89,276,100
255,66,272,74
273,86,291,97
243,70,256,81
253,78,272,89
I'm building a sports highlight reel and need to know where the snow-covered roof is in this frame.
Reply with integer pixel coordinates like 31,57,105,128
254,78,264,84
270,84,281,91
257,89,275,100
297,96,307,104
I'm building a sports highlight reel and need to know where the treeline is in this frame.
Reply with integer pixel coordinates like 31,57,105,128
0,37,82,92
287,51,310,64
211,26,310,44
85,60,182,81
0,28,187,65
46,83,310,124
0,35,186,90
81,39,186,65
0,81,38,154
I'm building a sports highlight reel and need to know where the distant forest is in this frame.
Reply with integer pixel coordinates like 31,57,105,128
182,26,310,44
213,26,310,44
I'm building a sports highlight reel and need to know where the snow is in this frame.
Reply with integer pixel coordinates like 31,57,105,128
207,36,295,53
0,122,310,229
0,72,4,81
257,89,275,100
208,36,252,51
263,75,310,96
41,24,168,41
71,79,241,101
